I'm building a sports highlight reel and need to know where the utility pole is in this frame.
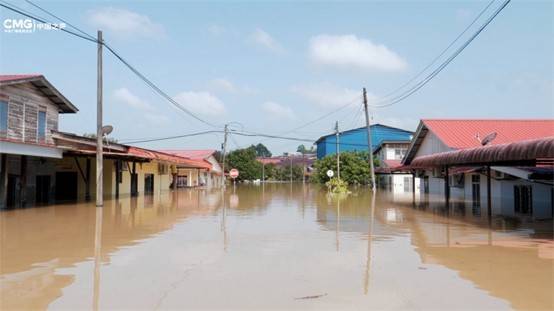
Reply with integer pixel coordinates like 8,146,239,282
363,88,376,192
335,121,340,180
262,161,265,183
221,124,229,188
96,30,103,207
302,152,305,185
289,154,293,183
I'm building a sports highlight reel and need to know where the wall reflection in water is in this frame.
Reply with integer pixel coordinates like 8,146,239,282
0,185,552,310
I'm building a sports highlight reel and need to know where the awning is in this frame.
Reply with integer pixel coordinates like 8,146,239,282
407,137,554,168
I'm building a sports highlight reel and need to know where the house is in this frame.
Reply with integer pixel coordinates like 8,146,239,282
0,74,218,208
402,119,554,220
51,132,215,200
315,124,413,159
162,150,223,187
0,74,78,208
373,140,419,193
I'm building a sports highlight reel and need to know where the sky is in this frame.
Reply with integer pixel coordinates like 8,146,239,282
1,0,552,155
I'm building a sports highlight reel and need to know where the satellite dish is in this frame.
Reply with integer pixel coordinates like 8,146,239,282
481,132,497,146
101,125,113,135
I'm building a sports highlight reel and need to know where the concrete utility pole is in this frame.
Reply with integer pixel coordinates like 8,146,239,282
363,88,376,192
221,124,229,188
96,30,103,207
335,121,340,180
289,155,293,183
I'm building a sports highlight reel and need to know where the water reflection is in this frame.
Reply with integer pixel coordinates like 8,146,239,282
0,185,552,310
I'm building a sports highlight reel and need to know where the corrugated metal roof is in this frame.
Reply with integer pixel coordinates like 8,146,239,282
0,74,78,113
423,119,554,149
128,147,212,169
162,149,216,160
0,74,41,82
409,137,554,168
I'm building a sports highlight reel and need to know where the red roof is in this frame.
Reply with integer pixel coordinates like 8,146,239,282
0,74,41,82
423,119,554,149
127,147,211,169
162,149,216,160
382,159,402,168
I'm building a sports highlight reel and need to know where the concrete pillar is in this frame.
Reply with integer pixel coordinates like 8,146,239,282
487,166,492,223
444,166,450,213
115,160,120,199
0,155,7,209
85,158,91,201
19,155,27,207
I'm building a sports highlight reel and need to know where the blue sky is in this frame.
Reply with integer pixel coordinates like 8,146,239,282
1,0,552,154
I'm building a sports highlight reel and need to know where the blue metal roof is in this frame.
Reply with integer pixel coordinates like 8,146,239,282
315,124,413,159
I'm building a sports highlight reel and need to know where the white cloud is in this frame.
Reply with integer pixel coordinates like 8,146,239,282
262,101,296,120
207,78,238,93
88,7,165,39
113,87,152,110
250,28,284,53
293,83,375,108
309,34,407,72
206,78,256,94
173,91,225,116
456,8,473,22
113,88,169,125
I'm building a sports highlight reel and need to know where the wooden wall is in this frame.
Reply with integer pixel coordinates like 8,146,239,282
0,83,59,145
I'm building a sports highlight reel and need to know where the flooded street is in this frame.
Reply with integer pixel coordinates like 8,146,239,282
1,184,553,310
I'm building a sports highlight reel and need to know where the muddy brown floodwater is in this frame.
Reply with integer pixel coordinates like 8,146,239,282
1,184,553,310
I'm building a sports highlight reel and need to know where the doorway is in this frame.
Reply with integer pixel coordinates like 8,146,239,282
55,172,78,202
144,174,154,194
130,173,138,196
36,175,51,204
6,174,19,207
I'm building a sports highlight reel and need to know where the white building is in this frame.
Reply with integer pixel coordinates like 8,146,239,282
403,119,554,220
374,140,420,193
162,150,223,188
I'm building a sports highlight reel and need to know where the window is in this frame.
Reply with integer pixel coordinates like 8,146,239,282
514,185,533,215
0,101,7,135
403,176,411,192
37,110,46,141
472,175,481,216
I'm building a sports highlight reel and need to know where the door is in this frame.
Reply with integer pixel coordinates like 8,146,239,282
130,173,138,196
144,174,154,194
6,174,19,207
55,172,78,202
36,175,51,204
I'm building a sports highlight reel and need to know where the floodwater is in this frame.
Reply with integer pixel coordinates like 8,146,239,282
1,184,553,311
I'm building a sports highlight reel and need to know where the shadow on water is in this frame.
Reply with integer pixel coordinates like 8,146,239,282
1,184,552,310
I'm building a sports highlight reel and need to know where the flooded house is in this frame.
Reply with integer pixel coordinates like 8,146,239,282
0,74,78,208
314,123,413,159
373,140,420,193
162,150,223,187
0,74,218,208
402,119,554,220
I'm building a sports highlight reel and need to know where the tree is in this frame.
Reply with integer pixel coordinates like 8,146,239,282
253,143,272,157
272,164,303,181
226,147,262,181
297,144,314,154
311,151,379,185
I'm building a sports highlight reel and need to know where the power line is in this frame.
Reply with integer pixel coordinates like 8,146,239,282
378,0,497,101
0,1,98,43
24,0,96,40
2,0,221,129
121,130,222,144
369,0,511,108
102,43,221,128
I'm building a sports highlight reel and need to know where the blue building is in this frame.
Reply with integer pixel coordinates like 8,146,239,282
315,124,414,159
